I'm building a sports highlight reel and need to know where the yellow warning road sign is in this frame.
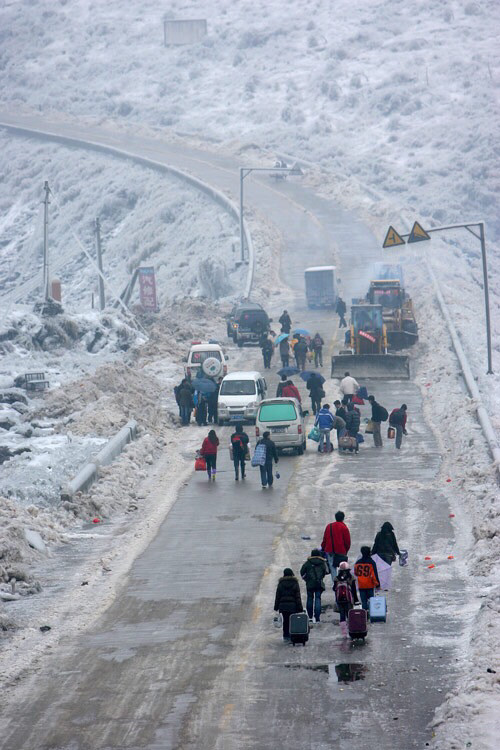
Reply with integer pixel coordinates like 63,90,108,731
408,221,431,243
383,225,405,248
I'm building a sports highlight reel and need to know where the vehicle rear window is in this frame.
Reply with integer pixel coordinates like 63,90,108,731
191,350,222,363
259,403,297,422
220,380,256,396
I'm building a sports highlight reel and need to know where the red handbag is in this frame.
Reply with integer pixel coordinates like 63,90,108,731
352,395,364,405
195,456,207,471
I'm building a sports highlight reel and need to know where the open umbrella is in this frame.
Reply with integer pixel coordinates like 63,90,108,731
274,333,290,344
193,377,218,395
371,554,393,591
300,371,326,384
293,328,310,336
277,366,300,377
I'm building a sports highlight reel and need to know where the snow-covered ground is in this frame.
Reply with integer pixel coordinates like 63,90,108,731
0,0,499,745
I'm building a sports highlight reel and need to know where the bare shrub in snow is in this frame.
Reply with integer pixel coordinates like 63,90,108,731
238,30,268,49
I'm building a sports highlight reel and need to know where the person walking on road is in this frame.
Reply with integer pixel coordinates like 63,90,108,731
367,394,389,447
178,380,194,425
300,549,328,624
274,568,303,641
279,310,292,334
311,333,325,368
372,521,401,566
353,546,380,611
279,337,290,368
321,511,351,584
333,561,359,637
315,404,345,454
282,379,301,403
336,297,347,328
195,392,208,426
261,336,274,369
307,374,325,415
257,431,279,488
345,402,361,452
389,404,408,449
276,374,288,397
230,423,249,481
339,372,359,402
201,429,219,480
294,337,308,371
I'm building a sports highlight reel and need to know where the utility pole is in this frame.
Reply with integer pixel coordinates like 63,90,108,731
43,181,50,300
94,217,106,311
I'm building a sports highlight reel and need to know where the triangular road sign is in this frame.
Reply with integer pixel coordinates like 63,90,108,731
408,221,431,243
383,225,405,248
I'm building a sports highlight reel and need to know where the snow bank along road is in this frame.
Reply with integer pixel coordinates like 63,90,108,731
0,120,479,747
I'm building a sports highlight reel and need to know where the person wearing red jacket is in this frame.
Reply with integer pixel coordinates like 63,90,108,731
282,380,301,403
201,429,219,481
321,510,351,584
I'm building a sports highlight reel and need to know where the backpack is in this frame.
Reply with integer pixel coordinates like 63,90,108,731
379,406,389,422
313,335,322,348
335,580,353,605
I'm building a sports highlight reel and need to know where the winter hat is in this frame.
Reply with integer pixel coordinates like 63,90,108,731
283,568,294,577
311,549,322,557
360,545,371,556
338,561,350,570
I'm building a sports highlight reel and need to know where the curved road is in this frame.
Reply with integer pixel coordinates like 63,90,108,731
0,114,464,750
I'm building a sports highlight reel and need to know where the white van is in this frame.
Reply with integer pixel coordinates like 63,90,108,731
255,398,308,455
217,371,267,425
185,341,228,380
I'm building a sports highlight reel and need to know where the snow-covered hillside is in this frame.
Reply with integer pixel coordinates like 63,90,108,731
1,0,499,242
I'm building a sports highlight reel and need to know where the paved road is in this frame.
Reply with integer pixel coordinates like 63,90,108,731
0,116,465,749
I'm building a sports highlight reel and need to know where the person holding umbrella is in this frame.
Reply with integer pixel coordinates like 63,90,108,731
294,336,309,371
306,373,325,414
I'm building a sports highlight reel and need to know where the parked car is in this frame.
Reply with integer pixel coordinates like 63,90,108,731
217,371,267,425
230,302,272,347
255,398,308,455
184,341,228,379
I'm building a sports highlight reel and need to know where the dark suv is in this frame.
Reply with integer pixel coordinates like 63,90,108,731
229,302,271,347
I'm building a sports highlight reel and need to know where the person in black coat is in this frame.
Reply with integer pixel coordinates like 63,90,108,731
261,337,274,369
276,374,288,397
367,394,388,448
372,521,400,565
279,310,292,334
274,568,303,640
307,374,324,414
178,381,194,425
336,297,347,328
257,431,279,488
300,549,328,623
230,423,249,481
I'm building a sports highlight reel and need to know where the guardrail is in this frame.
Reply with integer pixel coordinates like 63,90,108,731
61,420,138,500
0,122,255,303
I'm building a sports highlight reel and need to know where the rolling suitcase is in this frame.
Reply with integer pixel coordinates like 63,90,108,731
289,612,309,646
339,435,357,452
369,594,387,623
348,606,368,640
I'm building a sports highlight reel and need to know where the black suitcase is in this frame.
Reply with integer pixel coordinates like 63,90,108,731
289,612,309,646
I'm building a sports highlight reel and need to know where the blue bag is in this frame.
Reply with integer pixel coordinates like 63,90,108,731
357,386,369,400
356,432,365,444
308,426,320,442
251,443,267,467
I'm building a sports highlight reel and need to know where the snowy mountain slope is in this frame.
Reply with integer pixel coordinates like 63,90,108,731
1,0,499,242
0,133,244,310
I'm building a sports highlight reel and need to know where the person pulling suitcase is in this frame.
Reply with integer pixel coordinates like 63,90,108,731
333,561,359,638
273,568,303,642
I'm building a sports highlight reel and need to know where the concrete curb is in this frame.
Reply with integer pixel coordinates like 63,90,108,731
61,420,138,500
0,122,255,302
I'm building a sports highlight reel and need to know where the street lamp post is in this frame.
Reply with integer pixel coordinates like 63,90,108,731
238,165,303,264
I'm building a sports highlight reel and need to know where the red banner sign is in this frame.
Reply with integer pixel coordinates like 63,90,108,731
138,266,158,311
359,330,376,343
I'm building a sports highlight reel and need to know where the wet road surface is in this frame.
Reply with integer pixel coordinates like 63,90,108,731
0,117,466,749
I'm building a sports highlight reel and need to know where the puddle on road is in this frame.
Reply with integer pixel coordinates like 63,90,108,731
335,663,366,682
280,663,367,682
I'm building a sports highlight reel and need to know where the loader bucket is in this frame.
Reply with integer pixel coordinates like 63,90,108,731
331,354,410,380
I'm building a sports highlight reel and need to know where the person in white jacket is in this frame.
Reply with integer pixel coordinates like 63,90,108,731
339,372,359,403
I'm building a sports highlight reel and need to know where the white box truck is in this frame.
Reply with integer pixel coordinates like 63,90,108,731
304,266,337,308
